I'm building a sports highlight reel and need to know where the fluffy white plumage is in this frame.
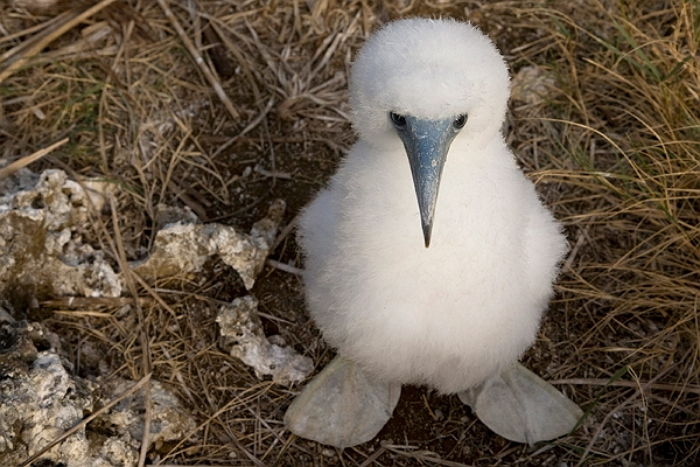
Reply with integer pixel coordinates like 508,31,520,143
297,18,568,394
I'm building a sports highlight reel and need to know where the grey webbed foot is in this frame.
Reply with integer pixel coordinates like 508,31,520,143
284,356,401,448
458,363,583,444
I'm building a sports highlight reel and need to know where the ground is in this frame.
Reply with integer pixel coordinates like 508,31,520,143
0,0,698,465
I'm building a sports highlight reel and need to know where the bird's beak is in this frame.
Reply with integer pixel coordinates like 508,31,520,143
396,116,458,248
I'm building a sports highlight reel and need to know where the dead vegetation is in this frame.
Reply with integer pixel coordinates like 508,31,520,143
0,0,698,465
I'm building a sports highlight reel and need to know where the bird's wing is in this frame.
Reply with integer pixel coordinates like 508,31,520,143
521,177,569,299
297,186,342,262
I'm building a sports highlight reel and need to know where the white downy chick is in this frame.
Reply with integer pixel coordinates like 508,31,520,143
298,18,567,394
286,18,581,448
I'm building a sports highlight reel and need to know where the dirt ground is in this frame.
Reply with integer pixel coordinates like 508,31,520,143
1,0,699,465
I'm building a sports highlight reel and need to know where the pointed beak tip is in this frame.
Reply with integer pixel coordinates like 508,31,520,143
422,225,432,248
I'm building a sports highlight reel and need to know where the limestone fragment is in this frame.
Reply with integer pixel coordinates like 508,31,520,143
0,308,130,466
99,378,196,450
132,199,285,290
0,167,121,299
217,295,313,384
0,305,194,466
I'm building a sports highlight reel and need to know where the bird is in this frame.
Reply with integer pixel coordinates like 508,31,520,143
284,18,581,448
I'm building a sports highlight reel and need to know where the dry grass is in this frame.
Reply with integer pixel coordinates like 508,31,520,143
1,0,698,465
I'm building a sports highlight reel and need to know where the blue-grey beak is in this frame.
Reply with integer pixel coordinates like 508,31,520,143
394,115,460,247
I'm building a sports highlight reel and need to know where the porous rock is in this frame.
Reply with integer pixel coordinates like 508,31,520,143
0,167,121,299
132,199,286,290
99,378,196,451
0,307,134,466
0,305,193,466
217,295,313,384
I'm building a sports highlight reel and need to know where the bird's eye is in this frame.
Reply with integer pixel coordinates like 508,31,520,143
453,114,467,129
390,112,407,129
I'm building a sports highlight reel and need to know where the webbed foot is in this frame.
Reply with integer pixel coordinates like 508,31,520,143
458,363,582,444
284,356,401,448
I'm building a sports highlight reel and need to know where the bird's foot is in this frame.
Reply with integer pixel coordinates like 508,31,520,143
458,363,583,445
284,355,401,448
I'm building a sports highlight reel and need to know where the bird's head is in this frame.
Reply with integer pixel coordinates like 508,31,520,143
349,18,510,247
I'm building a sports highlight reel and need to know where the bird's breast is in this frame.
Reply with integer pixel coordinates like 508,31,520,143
299,143,548,392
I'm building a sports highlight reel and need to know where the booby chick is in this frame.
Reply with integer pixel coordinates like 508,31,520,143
285,18,582,447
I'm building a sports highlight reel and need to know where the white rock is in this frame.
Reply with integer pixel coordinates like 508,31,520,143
132,200,285,290
0,312,192,466
100,378,196,448
0,167,121,299
0,349,97,466
217,295,313,384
